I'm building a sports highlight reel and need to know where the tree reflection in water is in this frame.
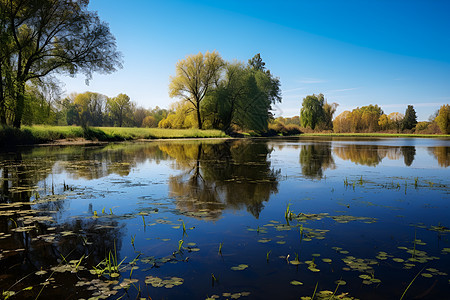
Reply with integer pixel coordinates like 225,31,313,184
429,146,450,167
0,150,124,298
299,143,335,179
162,140,281,219
333,144,418,167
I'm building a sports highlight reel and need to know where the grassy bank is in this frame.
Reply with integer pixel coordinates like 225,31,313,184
300,132,450,138
0,125,228,147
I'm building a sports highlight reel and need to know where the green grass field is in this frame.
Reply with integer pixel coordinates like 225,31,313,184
0,125,229,147
1,125,448,148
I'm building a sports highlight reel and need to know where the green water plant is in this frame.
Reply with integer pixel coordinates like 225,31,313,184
92,240,126,278
182,220,187,237
266,250,271,262
312,281,318,299
178,240,184,252
400,267,425,300
131,234,136,248
211,273,218,287
218,242,223,255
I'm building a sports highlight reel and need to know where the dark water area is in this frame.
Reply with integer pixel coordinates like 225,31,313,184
0,137,449,300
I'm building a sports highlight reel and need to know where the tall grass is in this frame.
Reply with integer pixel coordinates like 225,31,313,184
0,125,228,147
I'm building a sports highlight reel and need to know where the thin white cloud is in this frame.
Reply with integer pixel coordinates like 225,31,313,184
382,102,445,108
297,78,326,84
327,87,360,93
282,87,306,93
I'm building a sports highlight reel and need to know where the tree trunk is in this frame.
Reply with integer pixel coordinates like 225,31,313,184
0,63,6,126
13,80,25,128
196,101,203,130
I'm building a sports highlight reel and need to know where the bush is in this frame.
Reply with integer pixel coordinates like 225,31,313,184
267,122,302,136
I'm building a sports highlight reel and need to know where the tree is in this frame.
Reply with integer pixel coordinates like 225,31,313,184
300,94,324,130
388,112,404,132
378,114,389,131
0,0,122,127
321,101,338,130
360,105,383,132
248,53,266,71
169,51,224,129
107,93,132,127
402,105,417,130
435,104,450,134
201,54,281,133
142,116,157,128
133,106,148,127
73,92,106,127
333,111,352,133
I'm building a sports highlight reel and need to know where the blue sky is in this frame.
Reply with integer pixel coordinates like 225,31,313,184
59,0,450,121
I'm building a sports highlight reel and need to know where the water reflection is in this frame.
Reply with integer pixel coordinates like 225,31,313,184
333,145,418,167
53,144,169,179
429,147,450,167
0,151,124,298
299,143,335,179
163,140,280,219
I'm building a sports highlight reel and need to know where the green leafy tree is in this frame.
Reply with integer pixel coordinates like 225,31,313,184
360,104,383,132
0,0,122,127
202,54,281,133
107,93,132,127
73,92,106,127
435,104,450,134
169,51,225,129
300,94,324,130
402,105,417,130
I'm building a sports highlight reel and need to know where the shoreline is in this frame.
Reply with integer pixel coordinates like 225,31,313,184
1,126,449,149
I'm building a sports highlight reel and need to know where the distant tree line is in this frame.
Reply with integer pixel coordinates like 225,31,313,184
295,95,449,134
58,92,169,128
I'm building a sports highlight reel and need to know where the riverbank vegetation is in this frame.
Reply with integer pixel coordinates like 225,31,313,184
0,126,228,147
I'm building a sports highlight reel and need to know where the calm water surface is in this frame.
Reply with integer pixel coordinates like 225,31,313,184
0,137,449,299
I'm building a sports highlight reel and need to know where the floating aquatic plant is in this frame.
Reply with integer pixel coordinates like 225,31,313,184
231,264,248,271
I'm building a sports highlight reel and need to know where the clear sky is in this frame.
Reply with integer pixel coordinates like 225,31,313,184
59,0,450,121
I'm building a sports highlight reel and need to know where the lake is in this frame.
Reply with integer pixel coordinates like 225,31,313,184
1,137,449,299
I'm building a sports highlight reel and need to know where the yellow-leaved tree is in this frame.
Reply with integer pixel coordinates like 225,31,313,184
169,51,225,129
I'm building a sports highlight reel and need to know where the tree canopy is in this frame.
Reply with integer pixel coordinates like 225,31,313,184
165,53,281,133
299,94,337,130
402,105,417,130
0,0,122,127
169,51,225,129
435,104,450,134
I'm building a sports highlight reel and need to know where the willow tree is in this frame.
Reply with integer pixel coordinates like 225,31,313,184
300,94,325,130
201,54,281,133
169,51,224,129
0,0,122,127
